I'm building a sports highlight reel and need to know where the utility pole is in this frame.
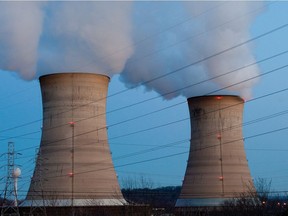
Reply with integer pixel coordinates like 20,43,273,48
70,77,75,216
70,120,75,216
1,142,20,216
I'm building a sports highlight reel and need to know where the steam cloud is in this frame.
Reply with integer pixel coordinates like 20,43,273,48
121,1,263,99
0,1,133,79
37,2,133,78
0,2,45,80
0,1,262,99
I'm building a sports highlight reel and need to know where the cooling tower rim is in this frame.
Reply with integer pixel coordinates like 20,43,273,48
39,72,110,81
187,95,244,102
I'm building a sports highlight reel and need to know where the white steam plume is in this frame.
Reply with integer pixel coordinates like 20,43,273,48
120,1,263,99
0,2,45,80
0,2,133,79
37,2,133,77
0,1,262,99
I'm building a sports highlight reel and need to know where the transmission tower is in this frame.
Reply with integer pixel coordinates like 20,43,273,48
1,142,20,216
29,148,47,216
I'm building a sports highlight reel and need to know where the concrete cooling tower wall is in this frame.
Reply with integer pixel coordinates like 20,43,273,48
176,95,255,207
23,73,125,206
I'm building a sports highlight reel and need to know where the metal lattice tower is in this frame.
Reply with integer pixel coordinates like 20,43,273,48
1,142,20,216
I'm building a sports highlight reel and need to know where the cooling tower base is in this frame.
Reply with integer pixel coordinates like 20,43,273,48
175,198,230,207
21,198,127,207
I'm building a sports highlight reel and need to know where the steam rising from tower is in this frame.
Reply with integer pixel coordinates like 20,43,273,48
0,1,262,99
120,1,263,99
176,95,254,207
23,73,125,206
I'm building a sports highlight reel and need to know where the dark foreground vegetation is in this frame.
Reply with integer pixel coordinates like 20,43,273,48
1,179,288,215
122,186,181,209
122,185,288,216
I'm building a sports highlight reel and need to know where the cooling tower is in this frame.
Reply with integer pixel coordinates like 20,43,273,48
23,73,125,206
176,95,254,207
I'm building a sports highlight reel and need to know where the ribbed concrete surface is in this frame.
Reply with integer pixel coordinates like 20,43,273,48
176,95,254,207
24,73,125,206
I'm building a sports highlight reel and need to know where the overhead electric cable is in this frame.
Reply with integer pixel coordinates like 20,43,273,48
1,19,286,137
3,65,288,156
27,119,288,181
0,48,287,137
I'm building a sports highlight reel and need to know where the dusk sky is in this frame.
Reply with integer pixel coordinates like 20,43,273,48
0,1,288,200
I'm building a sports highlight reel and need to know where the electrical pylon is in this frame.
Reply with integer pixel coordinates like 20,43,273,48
1,142,20,216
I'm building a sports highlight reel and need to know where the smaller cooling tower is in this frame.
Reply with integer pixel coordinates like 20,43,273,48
23,73,125,206
176,95,254,207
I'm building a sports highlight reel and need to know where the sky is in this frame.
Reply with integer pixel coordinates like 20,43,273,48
0,1,288,200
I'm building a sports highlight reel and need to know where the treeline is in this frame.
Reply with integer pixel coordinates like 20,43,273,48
122,186,181,208
121,178,288,216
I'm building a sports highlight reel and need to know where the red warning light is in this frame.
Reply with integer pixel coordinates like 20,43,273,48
68,121,75,126
242,97,247,103
68,172,74,177
218,176,224,181
217,134,221,139
242,96,252,103
216,96,222,100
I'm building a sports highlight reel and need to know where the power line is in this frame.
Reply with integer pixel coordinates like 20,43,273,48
27,119,288,182
119,1,274,75
0,2,228,104
71,2,230,73
3,70,288,160
1,20,287,137
139,22,288,87
0,90,286,186
1,48,287,146
0,5,286,194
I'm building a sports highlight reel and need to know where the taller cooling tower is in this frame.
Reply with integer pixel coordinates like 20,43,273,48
23,73,125,206
176,95,254,207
